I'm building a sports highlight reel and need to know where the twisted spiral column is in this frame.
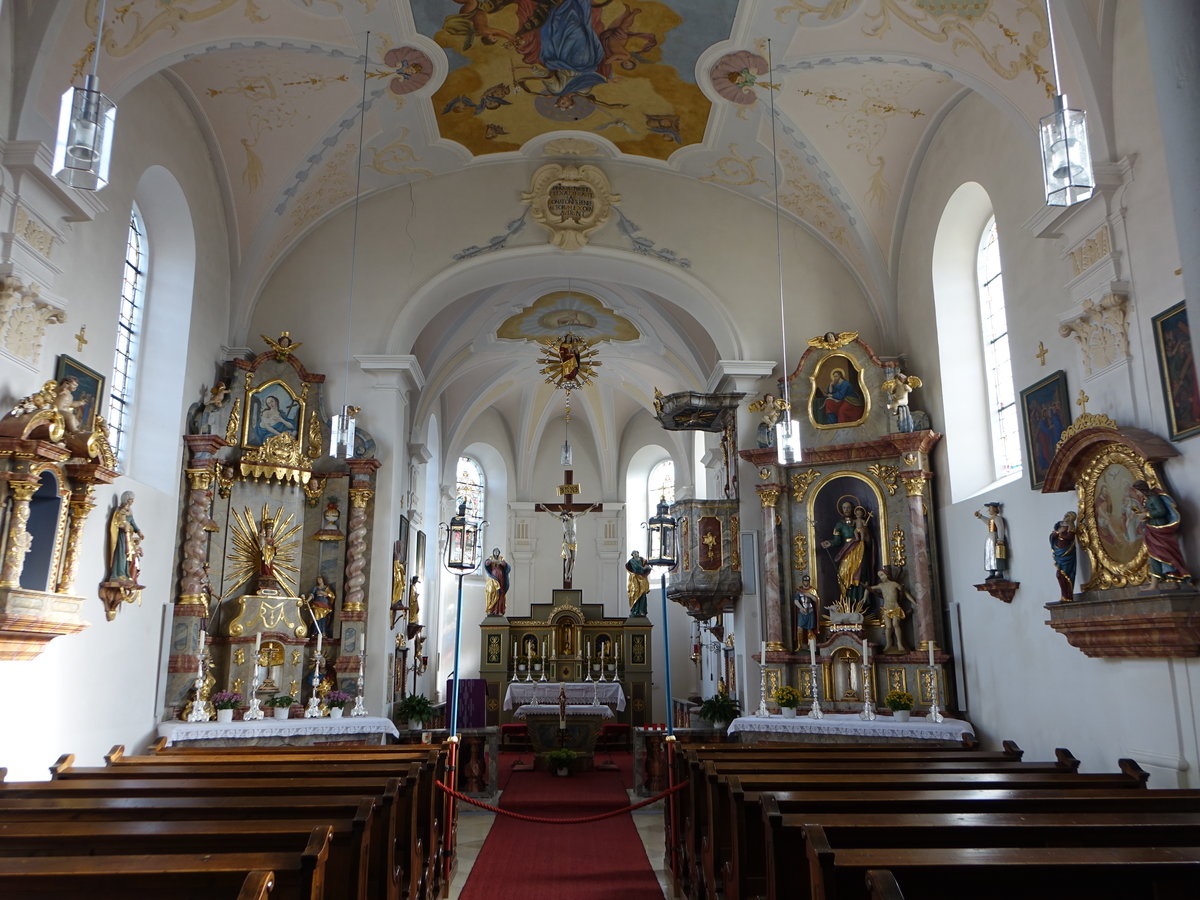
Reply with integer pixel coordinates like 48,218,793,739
56,486,95,594
1,481,38,587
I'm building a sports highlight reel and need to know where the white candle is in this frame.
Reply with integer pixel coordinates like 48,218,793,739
862,638,869,661
254,632,261,659
587,641,591,659
615,642,619,662
513,641,517,660
316,630,323,655
761,641,767,664
198,627,205,654
808,636,816,659
928,642,936,668
542,639,546,659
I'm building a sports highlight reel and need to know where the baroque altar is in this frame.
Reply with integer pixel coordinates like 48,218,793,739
739,332,954,715
162,333,381,721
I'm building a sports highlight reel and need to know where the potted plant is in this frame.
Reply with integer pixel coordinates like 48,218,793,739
546,747,577,776
697,690,741,731
885,689,914,722
773,684,802,718
396,693,435,731
210,690,242,723
324,689,353,719
266,694,294,720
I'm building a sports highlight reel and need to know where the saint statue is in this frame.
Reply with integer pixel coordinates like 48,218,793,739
408,575,421,623
307,576,335,636
483,548,511,616
974,502,1008,580
793,574,819,646
257,515,279,589
1130,481,1193,587
1050,511,1078,601
107,492,143,583
821,497,872,606
869,569,911,654
626,550,650,617
55,376,91,434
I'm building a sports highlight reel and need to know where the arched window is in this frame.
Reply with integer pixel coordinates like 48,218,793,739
648,458,675,511
108,206,147,466
976,217,1021,478
456,456,485,523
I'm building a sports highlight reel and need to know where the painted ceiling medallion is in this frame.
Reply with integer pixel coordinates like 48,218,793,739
521,162,620,250
497,291,639,344
915,0,993,20
382,47,433,96
710,51,769,105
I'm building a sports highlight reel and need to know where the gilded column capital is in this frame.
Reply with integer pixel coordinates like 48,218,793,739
901,473,928,498
756,484,784,508
186,469,214,491
348,487,374,509
8,480,38,502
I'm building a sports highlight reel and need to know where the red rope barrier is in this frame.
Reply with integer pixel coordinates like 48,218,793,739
436,778,687,824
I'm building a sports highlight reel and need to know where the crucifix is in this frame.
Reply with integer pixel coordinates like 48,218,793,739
74,325,88,353
534,470,602,589
1035,341,1048,366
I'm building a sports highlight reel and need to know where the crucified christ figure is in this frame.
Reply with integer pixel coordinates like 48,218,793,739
546,505,599,585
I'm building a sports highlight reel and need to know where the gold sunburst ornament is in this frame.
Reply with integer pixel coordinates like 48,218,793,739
536,332,602,391
223,504,303,598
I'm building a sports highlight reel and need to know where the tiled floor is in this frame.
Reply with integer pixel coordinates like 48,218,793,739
446,794,668,898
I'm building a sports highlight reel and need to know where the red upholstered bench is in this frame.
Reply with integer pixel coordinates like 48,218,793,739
500,723,530,750
597,723,632,751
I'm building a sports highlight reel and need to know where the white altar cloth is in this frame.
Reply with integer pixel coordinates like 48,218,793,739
157,715,400,746
504,682,626,711
512,703,614,720
727,713,973,743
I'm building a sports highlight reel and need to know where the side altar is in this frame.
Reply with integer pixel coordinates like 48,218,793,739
479,589,652,726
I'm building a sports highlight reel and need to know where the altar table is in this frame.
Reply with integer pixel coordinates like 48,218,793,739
512,703,613,758
503,681,626,711
157,715,400,747
726,713,974,745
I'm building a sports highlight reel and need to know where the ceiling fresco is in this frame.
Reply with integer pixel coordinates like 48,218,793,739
25,0,1086,341
412,0,739,158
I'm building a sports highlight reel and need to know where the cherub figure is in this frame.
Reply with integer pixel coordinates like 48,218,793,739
748,392,790,448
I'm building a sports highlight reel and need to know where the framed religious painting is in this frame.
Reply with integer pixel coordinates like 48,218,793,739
1152,301,1200,441
54,355,105,433
415,530,426,581
1019,369,1071,489
808,353,869,429
1075,442,1153,590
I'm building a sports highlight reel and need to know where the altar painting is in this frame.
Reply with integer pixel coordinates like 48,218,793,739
809,354,868,429
1076,444,1153,590
244,380,302,448
414,1,737,159
1091,462,1142,567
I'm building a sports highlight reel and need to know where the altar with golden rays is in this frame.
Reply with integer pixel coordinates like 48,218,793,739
164,333,382,724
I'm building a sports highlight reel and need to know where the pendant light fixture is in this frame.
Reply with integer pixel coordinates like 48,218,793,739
766,40,803,466
329,33,371,458
1038,0,1094,207
54,0,116,190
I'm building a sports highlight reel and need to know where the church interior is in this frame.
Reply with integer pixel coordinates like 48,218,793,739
1,0,1199,895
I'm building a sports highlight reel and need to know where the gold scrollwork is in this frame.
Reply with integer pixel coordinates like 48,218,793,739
793,533,808,570
681,517,690,571
790,469,821,503
868,464,899,496
731,516,741,570
306,411,323,459
1055,412,1119,452
891,526,907,568
225,397,241,445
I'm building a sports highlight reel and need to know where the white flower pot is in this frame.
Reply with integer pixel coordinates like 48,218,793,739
216,708,234,723
781,707,797,718
408,719,423,732
892,709,911,722
273,707,290,720
330,707,344,719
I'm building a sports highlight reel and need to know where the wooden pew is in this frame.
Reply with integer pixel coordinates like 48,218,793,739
0,826,331,900
724,785,1200,900
675,746,1069,900
0,814,372,900
763,805,1200,900
0,777,405,900
716,763,1151,900
805,832,1200,900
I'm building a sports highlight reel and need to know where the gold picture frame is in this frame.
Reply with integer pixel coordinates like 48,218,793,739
808,352,870,430
1075,443,1157,590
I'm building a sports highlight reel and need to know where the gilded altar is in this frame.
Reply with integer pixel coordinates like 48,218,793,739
162,333,381,721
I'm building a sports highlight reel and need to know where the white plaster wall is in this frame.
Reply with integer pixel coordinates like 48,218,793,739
0,73,232,780
895,6,1198,784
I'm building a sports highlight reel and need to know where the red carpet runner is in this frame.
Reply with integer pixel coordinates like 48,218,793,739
457,753,663,899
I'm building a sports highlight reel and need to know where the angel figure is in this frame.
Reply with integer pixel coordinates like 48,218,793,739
882,369,923,433
748,392,790,448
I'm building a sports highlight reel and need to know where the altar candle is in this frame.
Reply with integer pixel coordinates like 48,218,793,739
615,642,619,662
761,641,767,665
587,641,591,659
198,627,205,654
316,630,323,655
542,640,546,659
862,638,869,661
808,636,816,659
513,641,518,661
254,632,261,657
928,642,935,668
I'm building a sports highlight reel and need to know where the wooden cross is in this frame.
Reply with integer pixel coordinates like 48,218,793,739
1035,341,1048,366
74,325,88,353
1077,389,1089,415
534,470,602,589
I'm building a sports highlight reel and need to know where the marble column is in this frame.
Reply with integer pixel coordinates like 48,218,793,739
900,471,935,648
756,483,785,652
338,458,380,677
